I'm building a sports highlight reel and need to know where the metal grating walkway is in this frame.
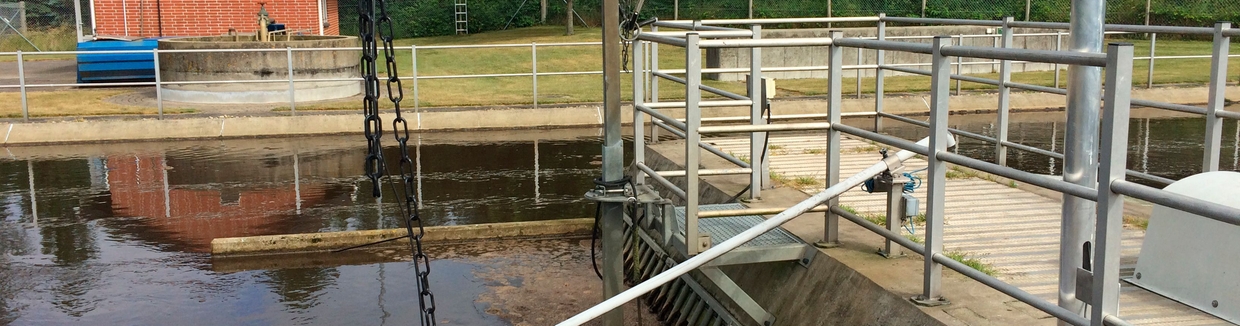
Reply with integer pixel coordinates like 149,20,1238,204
675,203,805,248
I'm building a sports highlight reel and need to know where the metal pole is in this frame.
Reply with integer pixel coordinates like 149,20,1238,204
1146,33,1156,88
749,25,764,200
412,45,419,112
1203,22,1231,172
1144,0,1152,26
748,0,752,19
955,35,962,95
816,30,844,248
1091,42,1133,326
532,42,539,108
1025,0,1031,21
996,17,1014,167
17,50,27,121
875,13,886,131
685,33,703,256
287,47,296,114
650,25,660,144
673,0,678,20
633,39,645,186
154,48,163,118
913,35,951,307
856,47,863,99
1059,0,1105,319
881,183,905,258
1055,32,1062,88
601,0,624,321
921,0,926,18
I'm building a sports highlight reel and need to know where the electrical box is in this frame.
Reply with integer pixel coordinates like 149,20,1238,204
903,193,918,218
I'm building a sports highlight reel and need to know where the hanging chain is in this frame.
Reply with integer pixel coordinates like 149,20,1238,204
360,0,438,324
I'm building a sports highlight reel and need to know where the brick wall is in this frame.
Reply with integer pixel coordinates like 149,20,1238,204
92,0,340,38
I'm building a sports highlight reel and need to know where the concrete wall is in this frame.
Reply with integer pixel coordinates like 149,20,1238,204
707,25,1065,81
158,36,359,103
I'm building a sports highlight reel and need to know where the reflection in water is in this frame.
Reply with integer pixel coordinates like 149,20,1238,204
0,129,609,324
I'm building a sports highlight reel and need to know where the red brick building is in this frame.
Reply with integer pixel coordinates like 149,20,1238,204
90,0,340,38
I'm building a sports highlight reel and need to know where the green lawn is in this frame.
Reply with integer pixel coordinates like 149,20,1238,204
301,26,1235,111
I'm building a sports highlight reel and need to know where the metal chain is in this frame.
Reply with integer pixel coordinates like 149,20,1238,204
361,0,438,324
359,0,385,197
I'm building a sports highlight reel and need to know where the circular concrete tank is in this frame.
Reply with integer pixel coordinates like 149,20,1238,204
157,36,359,104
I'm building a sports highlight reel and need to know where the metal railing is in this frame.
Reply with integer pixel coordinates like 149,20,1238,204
560,15,1240,326
3,15,1236,127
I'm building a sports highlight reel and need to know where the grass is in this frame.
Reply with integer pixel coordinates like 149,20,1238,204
769,171,790,185
802,148,826,155
1007,180,1019,188
944,166,979,180
906,234,924,244
0,90,193,118
847,145,881,154
0,27,78,54
1124,215,1149,230
944,250,999,276
792,175,820,187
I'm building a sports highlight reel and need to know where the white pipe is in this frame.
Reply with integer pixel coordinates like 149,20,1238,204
89,0,97,37
122,0,129,36
316,0,324,35
557,137,939,326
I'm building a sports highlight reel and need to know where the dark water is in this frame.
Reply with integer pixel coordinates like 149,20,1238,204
872,109,1240,184
0,128,618,325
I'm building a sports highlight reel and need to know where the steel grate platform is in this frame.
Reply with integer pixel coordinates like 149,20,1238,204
675,203,805,248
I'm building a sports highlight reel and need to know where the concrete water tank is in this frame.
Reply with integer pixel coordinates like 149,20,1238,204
157,36,359,104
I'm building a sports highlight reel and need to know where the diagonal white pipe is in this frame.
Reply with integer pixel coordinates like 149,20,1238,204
558,136,944,326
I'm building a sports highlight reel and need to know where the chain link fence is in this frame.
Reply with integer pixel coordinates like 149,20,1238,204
0,0,81,51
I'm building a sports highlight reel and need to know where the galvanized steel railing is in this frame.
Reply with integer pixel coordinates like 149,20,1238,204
561,15,1240,326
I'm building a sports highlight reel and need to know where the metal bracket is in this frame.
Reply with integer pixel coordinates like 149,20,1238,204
701,266,777,326
910,295,951,307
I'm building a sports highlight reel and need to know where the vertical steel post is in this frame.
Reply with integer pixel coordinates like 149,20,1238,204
1060,0,1105,319
996,17,1014,167
856,47,863,99
633,40,645,185
533,42,539,109
1144,0,1152,25
914,35,952,307
17,50,27,121
749,25,765,200
1146,33,1156,88
1055,32,1062,88
875,13,886,131
650,26,660,144
685,33,703,256
1203,22,1230,172
1092,42,1133,326
920,0,926,18
1025,0,1031,21
881,184,905,258
673,0,678,20
287,47,296,114
748,0,752,19
412,45,420,111
600,0,624,322
816,30,844,248
153,48,163,119
955,35,963,95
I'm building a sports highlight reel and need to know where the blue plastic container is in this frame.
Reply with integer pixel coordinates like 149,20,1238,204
76,38,159,83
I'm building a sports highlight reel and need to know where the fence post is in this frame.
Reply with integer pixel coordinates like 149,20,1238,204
153,48,163,119
996,17,1014,167
856,47,863,99
816,30,844,249
954,35,962,95
1203,22,1231,172
632,39,645,186
875,13,886,131
17,50,27,121
673,0,678,20
1092,42,1134,326
649,26,660,144
412,45,419,113
18,1,26,33
1054,32,1062,88
532,42,539,109
685,33,702,255
1146,33,1156,88
1024,0,1030,21
287,47,296,114
913,35,951,307
749,25,765,200
1144,0,1152,25
920,0,926,18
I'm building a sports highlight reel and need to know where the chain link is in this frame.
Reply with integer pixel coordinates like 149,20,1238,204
361,0,437,324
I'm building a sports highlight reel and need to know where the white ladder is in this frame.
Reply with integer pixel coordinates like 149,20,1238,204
454,0,468,34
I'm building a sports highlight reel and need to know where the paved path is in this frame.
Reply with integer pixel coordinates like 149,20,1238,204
707,134,1228,326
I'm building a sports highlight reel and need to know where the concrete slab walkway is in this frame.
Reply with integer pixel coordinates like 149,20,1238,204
707,134,1228,325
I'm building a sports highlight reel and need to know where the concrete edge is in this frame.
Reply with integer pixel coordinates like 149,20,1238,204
210,218,594,256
